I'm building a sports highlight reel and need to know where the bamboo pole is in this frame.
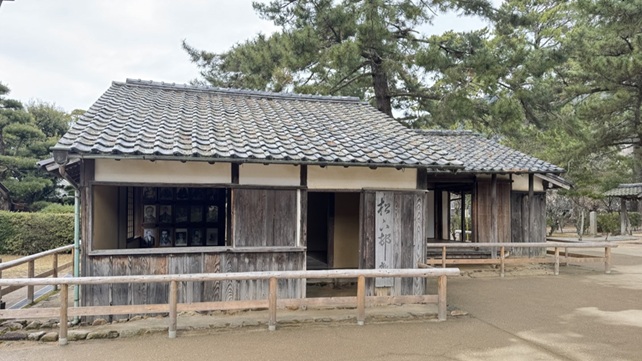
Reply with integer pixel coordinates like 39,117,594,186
52,254,58,291
437,275,447,321
59,284,68,346
168,281,178,339
268,277,277,331
27,261,34,303
357,275,365,326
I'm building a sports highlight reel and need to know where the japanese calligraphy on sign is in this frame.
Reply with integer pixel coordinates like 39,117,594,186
375,192,394,287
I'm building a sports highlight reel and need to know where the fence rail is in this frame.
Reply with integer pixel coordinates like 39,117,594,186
424,242,616,277
0,267,460,346
0,244,74,305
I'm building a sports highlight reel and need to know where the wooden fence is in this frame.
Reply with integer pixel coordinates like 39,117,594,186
0,244,74,306
0,267,460,345
424,242,616,277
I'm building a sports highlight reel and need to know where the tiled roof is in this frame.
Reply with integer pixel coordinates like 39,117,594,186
53,79,461,169
416,130,565,174
604,183,642,198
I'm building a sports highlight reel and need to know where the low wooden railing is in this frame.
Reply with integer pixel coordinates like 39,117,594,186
0,267,460,345
0,244,74,306
424,242,616,277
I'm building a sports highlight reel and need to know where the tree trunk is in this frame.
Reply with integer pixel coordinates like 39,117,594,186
370,56,393,117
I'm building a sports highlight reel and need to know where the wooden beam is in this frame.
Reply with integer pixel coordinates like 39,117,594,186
528,173,534,246
491,174,498,247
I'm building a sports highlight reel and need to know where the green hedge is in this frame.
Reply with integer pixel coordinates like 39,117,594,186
0,211,73,255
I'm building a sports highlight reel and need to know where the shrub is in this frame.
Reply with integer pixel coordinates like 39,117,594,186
0,211,73,255
597,212,620,235
629,212,641,230
38,203,74,214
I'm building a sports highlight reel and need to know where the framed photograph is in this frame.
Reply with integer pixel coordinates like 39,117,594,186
174,228,188,246
190,228,204,246
206,228,219,246
158,205,172,224
206,205,219,222
143,205,157,224
142,187,157,202
190,188,205,201
159,187,174,201
190,206,203,223
175,205,189,223
142,228,157,248
176,187,189,201
159,228,173,247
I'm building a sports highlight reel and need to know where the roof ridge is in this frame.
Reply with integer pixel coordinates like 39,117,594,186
119,79,363,104
415,129,480,137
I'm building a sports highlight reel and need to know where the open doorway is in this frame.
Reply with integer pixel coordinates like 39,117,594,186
306,191,360,297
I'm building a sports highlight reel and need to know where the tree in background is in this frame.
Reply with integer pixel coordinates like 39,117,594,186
184,0,494,120
0,82,71,207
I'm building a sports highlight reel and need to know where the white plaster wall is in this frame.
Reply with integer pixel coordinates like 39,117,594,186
308,166,417,190
95,159,231,184
239,163,300,186
512,174,544,192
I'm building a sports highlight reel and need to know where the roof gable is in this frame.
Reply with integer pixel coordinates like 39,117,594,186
53,79,461,169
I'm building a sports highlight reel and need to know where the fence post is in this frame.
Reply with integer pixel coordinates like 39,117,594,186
27,260,34,303
554,247,560,276
59,284,68,345
357,275,365,326
268,277,277,331
168,281,178,339
437,275,447,321
441,246,447,268
605,247,611,274
52,254,59,291
500,246,505,278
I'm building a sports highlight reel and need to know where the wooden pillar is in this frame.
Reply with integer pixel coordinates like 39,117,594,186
437,275,447,321
460,193,466,241
168,281,178,339
27,260,34,303
357,275,365,325
472,179,477,243
52,254,59,291
491,175,498,258
434,191,443,240
528,173,534,257
268,277,277,331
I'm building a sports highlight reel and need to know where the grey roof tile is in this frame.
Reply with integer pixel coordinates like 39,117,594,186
416,130,564,174
603,183,642,198
54,79,461,168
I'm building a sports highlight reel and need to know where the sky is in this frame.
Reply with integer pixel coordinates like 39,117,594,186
0,0,494,113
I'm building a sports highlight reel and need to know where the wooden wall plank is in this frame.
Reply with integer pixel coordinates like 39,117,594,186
110,256,129,320
203,254,222,302
399,194,414,295
272,190,296,247
413,193,426,295
375,192,394,288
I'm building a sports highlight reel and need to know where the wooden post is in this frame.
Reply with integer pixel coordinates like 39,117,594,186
460,193,466,241
27,260,34,303
554,247,560,276
528,174,534,247
357,275,365,326
491,174,498,258
620,199,629,235
59,284,68,346
268,277,277,331
565,247,569,267
500,246,505,278
605,247,612,274
437,275,447,321
52,254,59,291
168,281,178,339
441,246,447,268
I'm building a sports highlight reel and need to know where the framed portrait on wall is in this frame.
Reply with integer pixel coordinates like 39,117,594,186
176,187,189,200
174,228,188,246
142,187,157,202
175,205,189,223
143,205,156,224
142,228,157,248
190,228,204,246
159,228,173,247
158,205,172,224
190,206,203,223
206,228,219,246
206,205,218,222
159,187,173,201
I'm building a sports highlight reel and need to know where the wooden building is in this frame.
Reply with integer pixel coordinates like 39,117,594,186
604,183,642,235
44,79,565,308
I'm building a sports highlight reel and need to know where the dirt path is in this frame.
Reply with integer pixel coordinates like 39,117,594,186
1,244,640,361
